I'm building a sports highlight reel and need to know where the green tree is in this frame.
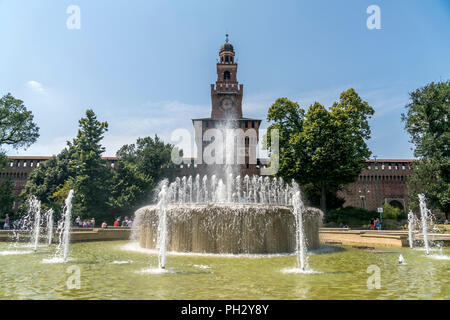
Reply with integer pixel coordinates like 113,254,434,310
0,93,39,150
0,93,40,169
21,148,73,207
0,179,16,218
0,93,39,217
68,109,111,219
108,135,181,214
51,178,75,208
266,89,374,214
402,81,450,217
382,203,406,220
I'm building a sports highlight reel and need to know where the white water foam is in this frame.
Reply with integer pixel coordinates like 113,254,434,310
110,260,133,264
281,267,321,274
193,264,211,269
0,250,34,256
42,257,69,264
427,254,450,261
137,267,175,274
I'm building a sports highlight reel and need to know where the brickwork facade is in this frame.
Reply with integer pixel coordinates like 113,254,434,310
0,156,119,196
339,159,414,212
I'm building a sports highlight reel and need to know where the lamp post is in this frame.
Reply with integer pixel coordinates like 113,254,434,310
374,156,382,223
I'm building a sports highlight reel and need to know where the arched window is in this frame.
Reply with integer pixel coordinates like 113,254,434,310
224,71,231,80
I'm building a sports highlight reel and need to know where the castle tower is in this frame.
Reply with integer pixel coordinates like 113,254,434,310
210,34,244,119
189,35,262,178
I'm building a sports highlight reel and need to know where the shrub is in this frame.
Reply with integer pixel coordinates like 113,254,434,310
326,206,378,225
382,204,407,220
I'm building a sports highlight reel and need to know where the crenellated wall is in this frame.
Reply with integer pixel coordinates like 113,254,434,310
0,156,120,197
339,159,414,212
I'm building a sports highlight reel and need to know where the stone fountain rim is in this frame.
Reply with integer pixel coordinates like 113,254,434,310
136,203,324,216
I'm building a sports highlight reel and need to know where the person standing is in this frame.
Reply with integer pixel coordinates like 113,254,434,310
91,218,95,228
3,214,10,229
75,216,81,228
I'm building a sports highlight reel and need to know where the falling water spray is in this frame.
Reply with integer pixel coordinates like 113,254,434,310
292,191,308,271
29,196,41,252
62,190,74,262
418,194,430,255
157,181,169,269
407,210,415,249
46,209,54,245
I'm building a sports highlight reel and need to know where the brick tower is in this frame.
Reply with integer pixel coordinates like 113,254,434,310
210,34,243,120
188,35,262,178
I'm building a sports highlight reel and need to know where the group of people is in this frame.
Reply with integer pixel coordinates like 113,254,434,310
74,216,133,229
2,214,134,230
369,218,382,230
99,216,133,229
74,216,96,229
113,216,133,227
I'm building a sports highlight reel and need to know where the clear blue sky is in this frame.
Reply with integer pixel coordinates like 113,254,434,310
1,0,449,158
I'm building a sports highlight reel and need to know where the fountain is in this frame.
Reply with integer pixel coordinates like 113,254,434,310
407,210,416,249
418,194,430,255
29,196,41,252
134,174,323,256
156,182,169,269
46,209,54,245
292,191,308,271
53,190,74,262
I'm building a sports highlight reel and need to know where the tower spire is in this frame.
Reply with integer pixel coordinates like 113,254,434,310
225,33,229,43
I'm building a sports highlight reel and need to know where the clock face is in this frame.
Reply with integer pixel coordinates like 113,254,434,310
220,97,234,112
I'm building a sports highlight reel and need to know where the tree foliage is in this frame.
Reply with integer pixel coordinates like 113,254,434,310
0,93,39,150
402,81,450,217
21,110,111,218
108,135,180,214
0,93,40,171
51,178,75,208
382,203,406,220
0,93,39,217
0,179,16,218
21,148,73,207
266,89,374,213
21,110,181,222
68,109,111,218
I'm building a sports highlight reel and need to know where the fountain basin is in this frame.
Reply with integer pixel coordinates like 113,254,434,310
136,203,322,254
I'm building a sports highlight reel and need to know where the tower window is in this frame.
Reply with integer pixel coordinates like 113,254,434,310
224,71,230,80
225,56,229,63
